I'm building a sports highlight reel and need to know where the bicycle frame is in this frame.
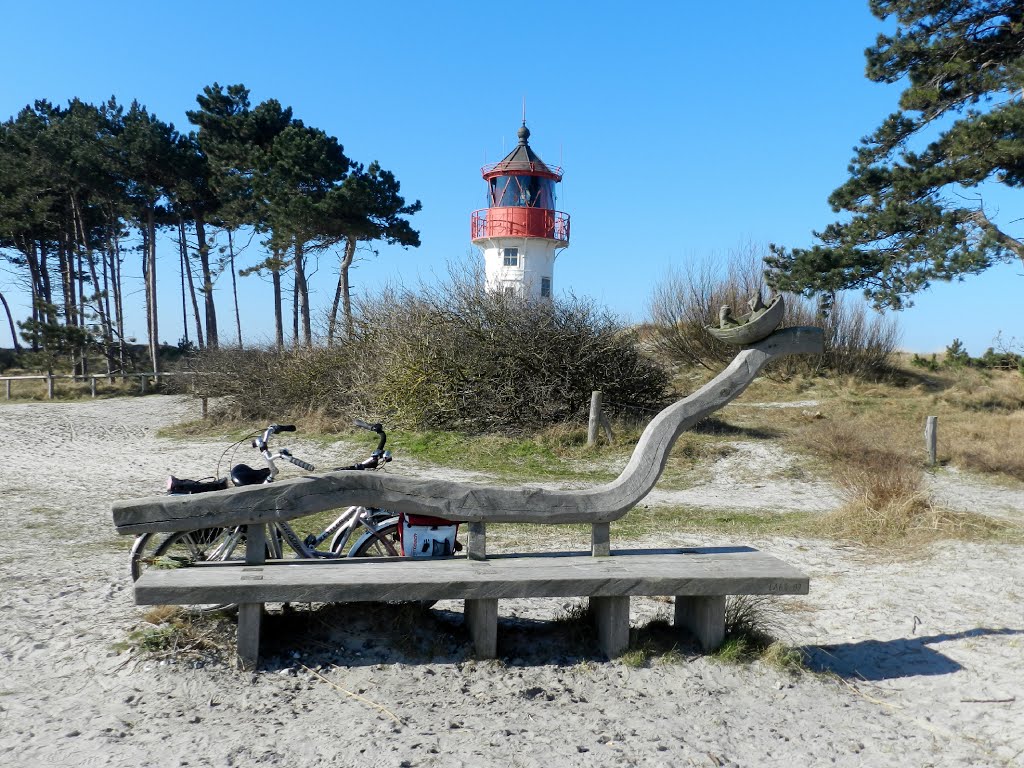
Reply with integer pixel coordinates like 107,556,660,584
264,505,395,558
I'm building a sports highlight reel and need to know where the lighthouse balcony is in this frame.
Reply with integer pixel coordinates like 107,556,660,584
471,208,570,244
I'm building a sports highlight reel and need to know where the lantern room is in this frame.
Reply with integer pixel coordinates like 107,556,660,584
472,122,570,299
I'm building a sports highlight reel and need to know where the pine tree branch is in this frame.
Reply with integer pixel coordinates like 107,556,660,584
971,208,1024,265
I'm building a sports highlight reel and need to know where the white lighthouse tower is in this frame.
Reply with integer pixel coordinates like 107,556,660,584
471,122,570,299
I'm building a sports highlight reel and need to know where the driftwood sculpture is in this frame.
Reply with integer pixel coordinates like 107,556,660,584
705,294,785,346
112,326,823,535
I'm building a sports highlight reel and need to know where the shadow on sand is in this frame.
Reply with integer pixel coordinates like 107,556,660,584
801,627,1024,681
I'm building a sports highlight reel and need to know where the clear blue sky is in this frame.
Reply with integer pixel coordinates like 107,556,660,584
1,0,1020,355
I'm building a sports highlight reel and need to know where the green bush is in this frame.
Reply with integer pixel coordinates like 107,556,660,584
944,338,971,368
911,353,939,371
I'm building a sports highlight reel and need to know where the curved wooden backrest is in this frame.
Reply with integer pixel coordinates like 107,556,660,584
112,327,823,534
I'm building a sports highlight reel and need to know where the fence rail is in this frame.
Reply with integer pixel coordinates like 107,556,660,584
1,371,193,400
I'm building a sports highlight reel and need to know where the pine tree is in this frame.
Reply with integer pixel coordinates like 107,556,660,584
768,1,1024,309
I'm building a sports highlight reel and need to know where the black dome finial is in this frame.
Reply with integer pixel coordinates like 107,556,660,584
517,123,530,145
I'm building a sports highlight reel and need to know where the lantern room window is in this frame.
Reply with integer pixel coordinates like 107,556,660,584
488,175,556,209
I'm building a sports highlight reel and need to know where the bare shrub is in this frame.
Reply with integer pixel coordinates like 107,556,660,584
188,266,669,433
346,268,669,431
648,243,900,377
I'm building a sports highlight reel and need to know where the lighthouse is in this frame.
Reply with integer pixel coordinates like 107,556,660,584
471,122,569,299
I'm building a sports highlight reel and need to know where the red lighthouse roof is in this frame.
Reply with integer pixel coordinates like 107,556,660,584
481,124,562,181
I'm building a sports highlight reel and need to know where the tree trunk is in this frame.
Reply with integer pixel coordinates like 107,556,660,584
39,240,54,325
326,237,355,345
291,266,299,348
228,229,243,348
109,226,126,372
0,292,21,351
146,206,160,375
294,239,311,346
340,236,357,341
177,220,190,347
179,220,205,350
272,260,284,350
72,192,112,376
195,215,218,349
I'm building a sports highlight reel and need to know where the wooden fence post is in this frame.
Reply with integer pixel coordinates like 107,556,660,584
925,416,938,466
588,391,603,446
46,373,54,400
139,375,146,395
90,376,97,398
4,380,10,400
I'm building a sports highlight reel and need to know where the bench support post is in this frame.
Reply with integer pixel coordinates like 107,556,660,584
464,598,498,658
467,522,486,561
591,595,629,658
675,595,726,651
236,525,266,670
591,522,610,557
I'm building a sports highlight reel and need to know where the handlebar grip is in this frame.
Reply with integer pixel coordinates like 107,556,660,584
275,424,297,433
287,456,315,472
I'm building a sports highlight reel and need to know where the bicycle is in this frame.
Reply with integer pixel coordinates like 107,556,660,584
129,420,411,612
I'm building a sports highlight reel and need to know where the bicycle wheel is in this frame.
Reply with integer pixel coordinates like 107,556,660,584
131,528,231,581
129,532,158,582
349,521,401,558
350,522,436,609
150,527,245,614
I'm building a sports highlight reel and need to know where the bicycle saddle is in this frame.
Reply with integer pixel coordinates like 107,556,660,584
230,464,272,486
167,476,229,494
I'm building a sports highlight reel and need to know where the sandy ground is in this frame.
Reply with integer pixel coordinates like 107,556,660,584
0,395,1022,767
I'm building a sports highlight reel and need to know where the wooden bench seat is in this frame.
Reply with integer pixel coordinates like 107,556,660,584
134,547,809,665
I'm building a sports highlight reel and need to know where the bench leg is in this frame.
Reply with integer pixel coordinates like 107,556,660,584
236,603,262,670
236,524,266,670
465,598,498,658
675,595,726,652
591,596,630,658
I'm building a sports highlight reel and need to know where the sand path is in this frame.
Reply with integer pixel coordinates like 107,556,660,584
0,396,1021,767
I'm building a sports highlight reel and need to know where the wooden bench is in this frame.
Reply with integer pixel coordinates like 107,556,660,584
117,327,823,668
133,546,809,664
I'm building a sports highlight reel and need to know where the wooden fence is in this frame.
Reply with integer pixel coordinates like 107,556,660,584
1,371,193,400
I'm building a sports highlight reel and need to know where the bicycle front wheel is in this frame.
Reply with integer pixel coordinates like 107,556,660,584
129,532,158,582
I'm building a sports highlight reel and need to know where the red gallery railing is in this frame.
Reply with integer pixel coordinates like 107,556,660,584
471,208,570,244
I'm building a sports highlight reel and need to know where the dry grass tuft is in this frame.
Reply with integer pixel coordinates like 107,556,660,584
814,491,1017,549
713,595,805,670
116,607,233,662
803,415,1021,547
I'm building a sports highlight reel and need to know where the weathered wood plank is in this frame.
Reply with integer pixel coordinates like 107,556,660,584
113,327,824,535
133,548,809,606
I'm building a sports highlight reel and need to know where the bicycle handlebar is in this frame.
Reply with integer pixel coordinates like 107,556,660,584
353,418,386,453
274,424,297,433
286,455,315,472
